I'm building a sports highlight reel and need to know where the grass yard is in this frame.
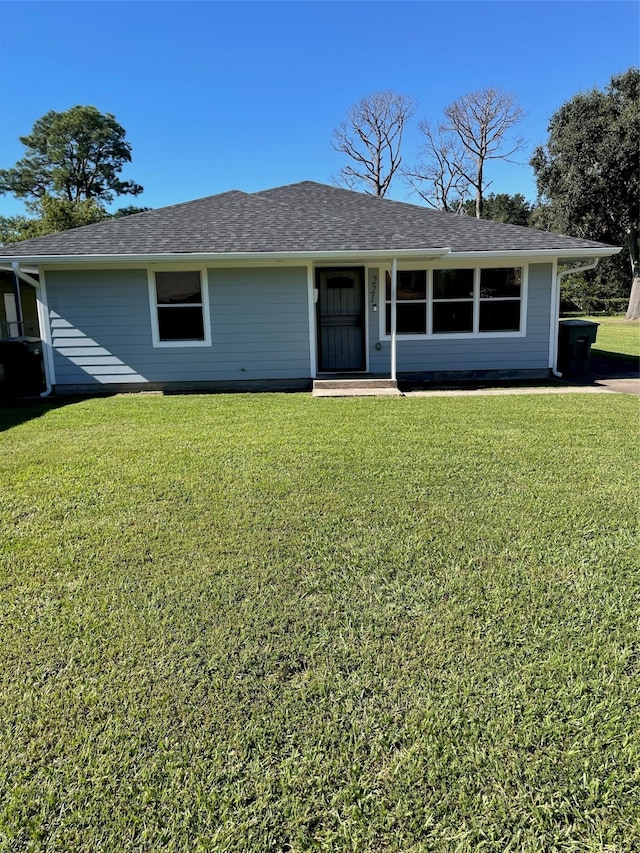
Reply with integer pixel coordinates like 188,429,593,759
1,393,639,852
578,315,640,360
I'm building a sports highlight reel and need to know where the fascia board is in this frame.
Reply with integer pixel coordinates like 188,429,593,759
451,247,622,260
0,248,452,267
0,246,621,267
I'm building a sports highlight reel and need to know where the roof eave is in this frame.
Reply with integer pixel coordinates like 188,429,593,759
0,245,621,267
0,248,452,266
451,247,622,260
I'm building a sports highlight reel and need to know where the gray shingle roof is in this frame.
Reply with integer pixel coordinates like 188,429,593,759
0,181,616,258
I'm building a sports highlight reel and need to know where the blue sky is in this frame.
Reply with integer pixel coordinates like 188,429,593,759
0,0,638,217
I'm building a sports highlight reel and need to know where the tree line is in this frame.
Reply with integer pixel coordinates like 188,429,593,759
0,70,638,317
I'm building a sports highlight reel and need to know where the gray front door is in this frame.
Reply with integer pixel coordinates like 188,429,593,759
316,267,365,372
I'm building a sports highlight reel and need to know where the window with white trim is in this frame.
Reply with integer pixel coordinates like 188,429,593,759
432,269,474,334
385,270,427,334
150,270,210,346
478,267,522,332
384,266,524,336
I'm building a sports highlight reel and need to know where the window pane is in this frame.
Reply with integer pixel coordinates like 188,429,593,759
433,301,473,333
480,268,521,299
326,272,354,289
398,271,426,300
385,270,426,300
433,269,474,300
479,300,521,332
385,302,427,334
158,306,205,340
156,271,202,304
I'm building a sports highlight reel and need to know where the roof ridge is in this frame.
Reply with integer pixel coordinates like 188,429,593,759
137,189,250,213
256,182,597,240
252,180,324,195
0,189,255,252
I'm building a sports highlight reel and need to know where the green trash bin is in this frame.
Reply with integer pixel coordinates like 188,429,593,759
558,319,599,377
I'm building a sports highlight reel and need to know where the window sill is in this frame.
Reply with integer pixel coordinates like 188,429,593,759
380,330,526,341
151,339,212,348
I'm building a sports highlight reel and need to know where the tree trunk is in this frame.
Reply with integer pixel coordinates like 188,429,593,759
625,275,640,320
475,158,483,218
625,227,640,320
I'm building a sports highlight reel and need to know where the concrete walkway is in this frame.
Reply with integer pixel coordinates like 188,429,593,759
403,382,633,398
317,379,639,398
406,359,640,397
317,356,639,398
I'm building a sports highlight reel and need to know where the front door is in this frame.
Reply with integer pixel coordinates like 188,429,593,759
316,267,365,372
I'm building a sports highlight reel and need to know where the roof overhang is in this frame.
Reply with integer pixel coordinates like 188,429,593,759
555,248,622,264
0,248,452,266
0,245,621,268
451,247,622,261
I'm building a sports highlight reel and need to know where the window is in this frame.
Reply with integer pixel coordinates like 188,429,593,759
432,269,474,334
326,272,355,289
385,270,427,334
479,268,522,332
150,270,210,346
383,266,524,337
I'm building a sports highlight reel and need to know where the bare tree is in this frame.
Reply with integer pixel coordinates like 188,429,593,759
403,120,471,213
443,87,525,218
331,91,416,197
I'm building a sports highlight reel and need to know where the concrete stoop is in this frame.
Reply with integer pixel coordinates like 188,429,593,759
312,378,402,397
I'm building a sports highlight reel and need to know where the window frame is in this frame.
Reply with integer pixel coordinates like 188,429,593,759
147,267,212,348
478,267,523,334
431,268,475,335
382,263,527,340
384,270,428,336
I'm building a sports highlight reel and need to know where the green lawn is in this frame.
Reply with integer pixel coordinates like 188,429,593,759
578,315,640,360
1,393,639,852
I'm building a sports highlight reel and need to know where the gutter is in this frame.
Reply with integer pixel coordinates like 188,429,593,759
550,259,600,378
11,262,53,397
0,247,622,267
446,248,620,261
0,248,453,266
0,242,617,269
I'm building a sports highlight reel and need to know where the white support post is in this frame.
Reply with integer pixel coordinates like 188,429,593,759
11,261,25,336
390,257,397,381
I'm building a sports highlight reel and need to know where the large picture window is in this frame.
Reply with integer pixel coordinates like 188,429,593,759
150,270,210,346
384,266,524,337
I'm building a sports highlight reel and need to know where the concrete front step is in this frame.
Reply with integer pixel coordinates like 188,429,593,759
313,378,401,397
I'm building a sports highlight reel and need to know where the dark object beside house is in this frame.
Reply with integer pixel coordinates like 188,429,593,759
0,340,45,398
557,319,599,376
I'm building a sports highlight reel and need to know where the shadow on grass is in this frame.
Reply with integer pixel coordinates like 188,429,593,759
592,349,640,365
0,396,87,433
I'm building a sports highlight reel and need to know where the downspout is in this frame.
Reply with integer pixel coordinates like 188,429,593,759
12,261,53,397
550,258,599,377
390,257,397,381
